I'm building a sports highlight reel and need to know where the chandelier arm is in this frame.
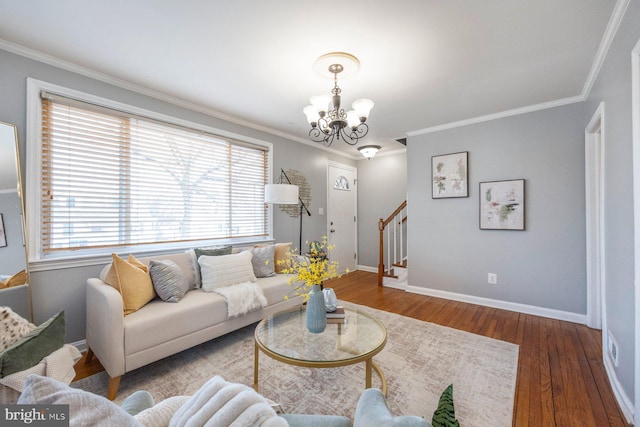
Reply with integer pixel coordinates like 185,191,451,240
354,122,369,138
309,127,328,143
337,127,358,145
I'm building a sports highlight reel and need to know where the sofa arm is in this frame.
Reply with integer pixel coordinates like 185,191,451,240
280,414,353,427
86,278,125,377
354,389,430,427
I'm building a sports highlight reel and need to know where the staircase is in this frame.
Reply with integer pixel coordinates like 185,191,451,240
378,200,407,287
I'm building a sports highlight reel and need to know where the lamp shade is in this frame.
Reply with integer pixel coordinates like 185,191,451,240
265,184,299,204
352,98,374,120
357,145,381,159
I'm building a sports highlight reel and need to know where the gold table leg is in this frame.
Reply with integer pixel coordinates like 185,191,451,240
369,359,387,396
254,342,259,392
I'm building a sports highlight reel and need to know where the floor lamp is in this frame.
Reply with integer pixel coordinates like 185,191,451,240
265,168,312,255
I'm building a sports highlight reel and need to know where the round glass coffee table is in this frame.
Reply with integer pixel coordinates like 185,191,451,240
254,305,387,395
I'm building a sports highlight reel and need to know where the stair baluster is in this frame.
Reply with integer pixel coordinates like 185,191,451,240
378,200,407,286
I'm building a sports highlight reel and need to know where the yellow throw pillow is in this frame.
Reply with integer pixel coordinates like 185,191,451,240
104,254,148,286
110,254,155,315
274,242,292,274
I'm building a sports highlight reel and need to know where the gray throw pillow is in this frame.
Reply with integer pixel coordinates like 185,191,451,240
250,245,276,278
0,311,65,377
149,260,189,303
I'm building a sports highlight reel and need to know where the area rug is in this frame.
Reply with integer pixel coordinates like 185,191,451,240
73,302,519,426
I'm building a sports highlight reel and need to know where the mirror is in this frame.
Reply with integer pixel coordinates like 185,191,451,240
0,121,31,321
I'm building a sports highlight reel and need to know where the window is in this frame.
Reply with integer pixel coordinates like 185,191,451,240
30,82,270,260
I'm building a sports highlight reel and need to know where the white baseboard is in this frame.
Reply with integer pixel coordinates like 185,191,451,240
603,352,635,423
357,265,377,273
71,339,87,353
356,266,587,324
405,285,588,325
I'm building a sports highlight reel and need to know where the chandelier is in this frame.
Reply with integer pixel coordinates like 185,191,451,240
303,52,374,147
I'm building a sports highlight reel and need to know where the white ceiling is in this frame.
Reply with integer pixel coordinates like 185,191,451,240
0,1,617,159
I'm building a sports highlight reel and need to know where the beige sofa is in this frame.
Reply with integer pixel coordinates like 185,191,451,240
85,250,303,400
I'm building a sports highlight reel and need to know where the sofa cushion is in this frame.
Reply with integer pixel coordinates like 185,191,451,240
0,311,65,378
18,374,141,426
124,290,229,355
254,274,297,305
108,254,156,315
199,251,257,291
250,245,276,278
149,260,189,303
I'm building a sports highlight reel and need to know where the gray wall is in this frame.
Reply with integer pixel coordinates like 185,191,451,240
407,102,587,313
0,48,353,342
357,152,407,268
584,0,640,405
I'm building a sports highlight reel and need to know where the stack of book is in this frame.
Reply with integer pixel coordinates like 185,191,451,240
326,306,345,324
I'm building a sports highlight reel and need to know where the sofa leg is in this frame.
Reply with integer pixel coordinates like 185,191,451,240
84,347,94,364
107,376,121,401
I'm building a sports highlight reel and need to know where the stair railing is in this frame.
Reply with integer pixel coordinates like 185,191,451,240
378,200,407,286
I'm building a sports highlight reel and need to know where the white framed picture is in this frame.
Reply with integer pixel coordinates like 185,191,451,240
432,151,468,198
479,179,525,230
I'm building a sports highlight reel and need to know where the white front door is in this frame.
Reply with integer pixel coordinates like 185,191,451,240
327,163,357,273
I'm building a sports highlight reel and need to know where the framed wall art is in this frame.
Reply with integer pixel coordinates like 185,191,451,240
432,151,468,198
479,179,525,230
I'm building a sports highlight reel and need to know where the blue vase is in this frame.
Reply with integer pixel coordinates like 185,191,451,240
306,284,327,333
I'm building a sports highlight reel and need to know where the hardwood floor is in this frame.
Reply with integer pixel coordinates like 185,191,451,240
74,270,631,426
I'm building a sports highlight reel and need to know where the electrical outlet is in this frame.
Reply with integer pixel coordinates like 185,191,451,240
488,273,497,284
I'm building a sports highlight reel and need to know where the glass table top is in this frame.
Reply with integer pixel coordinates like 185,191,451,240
254,305,387,365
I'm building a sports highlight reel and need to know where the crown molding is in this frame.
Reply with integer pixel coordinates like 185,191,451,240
581,0,631,99
407,95,584,137
0,39,355,160
408,0,630,138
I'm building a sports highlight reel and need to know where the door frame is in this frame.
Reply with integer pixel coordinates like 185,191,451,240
585,102,606,331
631,38,640,427
326,161,358,270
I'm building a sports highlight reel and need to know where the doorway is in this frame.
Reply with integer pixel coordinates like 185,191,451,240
327,162,357,273
631,38,640,427
585,102,605,332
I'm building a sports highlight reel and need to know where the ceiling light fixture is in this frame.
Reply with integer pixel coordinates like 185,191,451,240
357,145,381,160
303,52,374,147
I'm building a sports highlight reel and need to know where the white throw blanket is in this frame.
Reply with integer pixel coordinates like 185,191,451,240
0,344,81,392
212,281,267,318
169,376,286,427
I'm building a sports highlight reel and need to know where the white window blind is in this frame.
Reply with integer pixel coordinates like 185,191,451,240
40,93,269,255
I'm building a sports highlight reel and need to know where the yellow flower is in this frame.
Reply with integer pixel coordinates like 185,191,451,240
278,236,343,301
